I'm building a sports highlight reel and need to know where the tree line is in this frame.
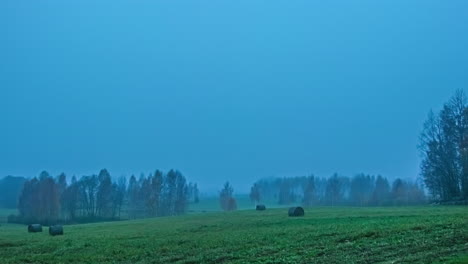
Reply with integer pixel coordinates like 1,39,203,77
419,90,468,203
249,174,426,207
9,169,199,225
219,182,237,211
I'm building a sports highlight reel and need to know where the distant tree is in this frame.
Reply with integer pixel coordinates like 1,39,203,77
220,182,236,211
325,174,347,206
227,197,237,211
407,181,426,205
349,174,374,206
449,90,468,199
96,169,113,218
174,171,188,215
250,174,426,207
391,178,426,206
151,171,163,216
14,168,197,224
109,182,119,218
127,175,139,219
370,175,390,206
62,176,79,220
18,177,40,222
38,171,60,224
112,176,127,218
462,127,468,199
140,174,153,217
57,173,67,193
57,173,67,218
187,182,200,204
162,170,177,215
249,183,261,204
80,175,99,217
302,176,315,207
278,179,295,205
193,183,200,203
314,177,327,205
17,171,60,224
250,176,310,204
391,178,410,206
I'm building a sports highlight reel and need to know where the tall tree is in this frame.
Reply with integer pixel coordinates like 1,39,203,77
96,169,113,218
38,171,60,224
193,183,200,203
18,178,39,222
278,179,295,205
62,176,79,220
174,171,188,215
220,182,236,211
419,90,468,201
370,175,390,206
127,175,139,219
140,174,153,217
151,171,163,216
325,174,348,206
14,168,197,223
249,183,261,204
113,176,127,218
349,174,374,206
163,170,177,215
391,178,409,206
17,171,60,224
302,176,315,207
80,175,99,217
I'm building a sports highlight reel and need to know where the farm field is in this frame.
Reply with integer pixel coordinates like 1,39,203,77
188,195,282,213
0,206,467,264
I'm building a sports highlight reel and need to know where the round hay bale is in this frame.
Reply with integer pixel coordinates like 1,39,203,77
256,205,266,211
49,225,64,236
288,207,305,217
28,224,43,233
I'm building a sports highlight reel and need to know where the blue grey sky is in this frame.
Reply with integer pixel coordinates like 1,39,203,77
1,1,467,192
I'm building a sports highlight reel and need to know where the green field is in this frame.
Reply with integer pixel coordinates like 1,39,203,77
188,195,282,213
0,206,467,264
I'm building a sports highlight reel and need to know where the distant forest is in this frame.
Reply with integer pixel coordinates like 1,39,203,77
249,174,426,207
2,91,467,224
7,169,199,225
247,90,468,207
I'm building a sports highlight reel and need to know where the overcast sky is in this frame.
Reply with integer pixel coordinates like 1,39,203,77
1,1,467,192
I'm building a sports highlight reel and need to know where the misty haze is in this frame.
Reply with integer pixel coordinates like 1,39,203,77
1,1,467,263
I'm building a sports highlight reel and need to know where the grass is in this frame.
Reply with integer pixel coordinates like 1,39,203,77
0,206,467,263
188,195,281,213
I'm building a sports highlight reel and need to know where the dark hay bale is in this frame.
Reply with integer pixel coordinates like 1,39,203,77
49,225,64,236
288,207,305,217
256,205,266,211
28,224,43,233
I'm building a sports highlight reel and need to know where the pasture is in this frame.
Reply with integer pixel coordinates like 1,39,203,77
0,206,467,263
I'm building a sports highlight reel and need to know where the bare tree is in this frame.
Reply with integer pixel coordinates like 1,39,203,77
220,182,236,211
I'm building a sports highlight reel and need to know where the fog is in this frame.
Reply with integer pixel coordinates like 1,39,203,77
1,1,467,193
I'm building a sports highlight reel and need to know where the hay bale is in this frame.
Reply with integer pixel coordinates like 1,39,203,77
49,225,64,236
288,207,305,217
256,205,266,211
28,224,43,233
